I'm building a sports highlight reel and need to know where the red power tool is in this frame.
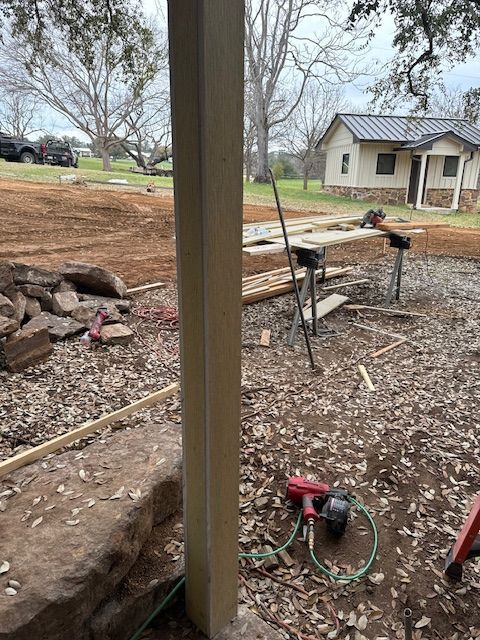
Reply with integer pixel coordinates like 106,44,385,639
287,476,351,549
80,306,109,346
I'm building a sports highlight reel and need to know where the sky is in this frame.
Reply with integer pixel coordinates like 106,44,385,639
46,3,480,143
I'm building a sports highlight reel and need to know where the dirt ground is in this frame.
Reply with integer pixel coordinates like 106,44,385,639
1,179,480,639
0,179,479,287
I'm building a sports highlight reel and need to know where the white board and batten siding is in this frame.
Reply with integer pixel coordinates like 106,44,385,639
323,123,357,187
355,144,411,189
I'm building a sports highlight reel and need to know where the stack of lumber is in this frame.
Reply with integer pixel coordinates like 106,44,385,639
242,215,363,247
242,265,353,305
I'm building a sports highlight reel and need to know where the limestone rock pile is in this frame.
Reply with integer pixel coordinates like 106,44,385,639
0,261,133,372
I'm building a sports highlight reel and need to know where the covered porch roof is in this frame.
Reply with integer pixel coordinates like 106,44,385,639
396,130,479,152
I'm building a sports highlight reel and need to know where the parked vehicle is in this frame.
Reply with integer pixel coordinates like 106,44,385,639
0,133,78,167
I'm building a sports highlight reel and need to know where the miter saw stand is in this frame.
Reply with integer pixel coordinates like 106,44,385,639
287,246,337,346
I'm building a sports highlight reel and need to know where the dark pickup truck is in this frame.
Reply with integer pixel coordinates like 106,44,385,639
0,133,78,167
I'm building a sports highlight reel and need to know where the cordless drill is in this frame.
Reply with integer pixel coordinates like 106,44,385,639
287,476,351,549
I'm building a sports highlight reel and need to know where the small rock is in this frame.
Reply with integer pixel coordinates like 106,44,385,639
24,296,42,319
4,287,27,323
0,316,19,339
17,285,53,311
59,262,127,298
8,580,21,590
52,280,77,294
77,295,131,313
4,587,17,596
0,261,14,293
52,291,80,317
100,323,134,346
0,293,15,318
13,263,62,288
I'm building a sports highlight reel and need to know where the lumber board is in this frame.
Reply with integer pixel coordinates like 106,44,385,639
0,382,180,478
352,323,407,341
300,228,387,247
303,294,348,322
322,278,370,291
358,364,376,392
127,281,166,294
376,222,448,231
345,304,427,317
370,338,407,358
243,243,285,255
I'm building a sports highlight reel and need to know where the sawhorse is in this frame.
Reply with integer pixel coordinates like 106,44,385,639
444,494,480,580
384,234,411,305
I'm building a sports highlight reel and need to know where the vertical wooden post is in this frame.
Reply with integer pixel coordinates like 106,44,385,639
451,154,467,210
415,153,428,209
168,1,244,637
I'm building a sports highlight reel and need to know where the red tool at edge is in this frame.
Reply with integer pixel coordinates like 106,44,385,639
80,306,109,346
287,476,351,548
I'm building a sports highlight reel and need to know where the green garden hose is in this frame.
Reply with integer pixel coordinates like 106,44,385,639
129,499,378,640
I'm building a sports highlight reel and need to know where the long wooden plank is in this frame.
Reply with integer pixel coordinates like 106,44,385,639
303,294,349,321
0,382,180,478
243,243,285,255
127,282,166,294
322,278,370,291
345,304,427,317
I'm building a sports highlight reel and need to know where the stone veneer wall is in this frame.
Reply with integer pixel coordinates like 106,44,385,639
325,185,479,212
425,188,479,212
323,185,407,206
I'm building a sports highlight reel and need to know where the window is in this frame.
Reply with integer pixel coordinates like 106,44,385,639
341,153,349,174
443,156,459,177
376,153,396,175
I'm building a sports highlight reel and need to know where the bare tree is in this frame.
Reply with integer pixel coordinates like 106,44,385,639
0,27,166,171
426,86,479,122
0,92,42,138
282,82,347,190
244,0,367,182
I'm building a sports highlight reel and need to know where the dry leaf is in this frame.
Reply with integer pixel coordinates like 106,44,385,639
0,561,10,574
31,516,43,528
415,616,431,629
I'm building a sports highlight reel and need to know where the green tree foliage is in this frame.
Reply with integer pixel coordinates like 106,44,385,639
349,1,480,110
271,161,285,181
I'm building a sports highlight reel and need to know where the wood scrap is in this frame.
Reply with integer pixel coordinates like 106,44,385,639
352,322,407,341
126,282,166,294
322,278,370,291
370,338,407,358
259,329,271,347
242,244,285,255
0,382,180,477
303,294,348,322
241,266,353,305
358,364,376,392
345,304,427,318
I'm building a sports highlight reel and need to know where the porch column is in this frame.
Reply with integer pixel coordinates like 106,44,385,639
415,153,428,209
168,1,244,637
452,154,467,210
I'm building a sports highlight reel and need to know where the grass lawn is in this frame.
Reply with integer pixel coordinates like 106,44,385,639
0,158,479,228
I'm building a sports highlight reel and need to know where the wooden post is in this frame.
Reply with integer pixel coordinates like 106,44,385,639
167,1,244,637
451,154,467,210
415,153,428,209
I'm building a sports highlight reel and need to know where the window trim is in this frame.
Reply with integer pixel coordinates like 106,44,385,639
341,153,349,175
376,153,396,175
443,155,459,178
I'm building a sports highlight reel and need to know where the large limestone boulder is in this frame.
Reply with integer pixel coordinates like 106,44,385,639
13,263,62,288
23,311,84,342
0,422,182,640
52,291,80,317
0,316,19,339
59,262,127,299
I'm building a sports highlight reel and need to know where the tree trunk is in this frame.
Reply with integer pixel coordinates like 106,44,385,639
122,143,146,168
99,146,112,171
244,151,252,183
254,105,270,182
303,169,309,190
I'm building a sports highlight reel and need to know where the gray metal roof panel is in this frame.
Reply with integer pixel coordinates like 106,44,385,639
329,114,480,146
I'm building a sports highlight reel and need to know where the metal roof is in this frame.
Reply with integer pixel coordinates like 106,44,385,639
320,114,480,147
398,130,479,152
